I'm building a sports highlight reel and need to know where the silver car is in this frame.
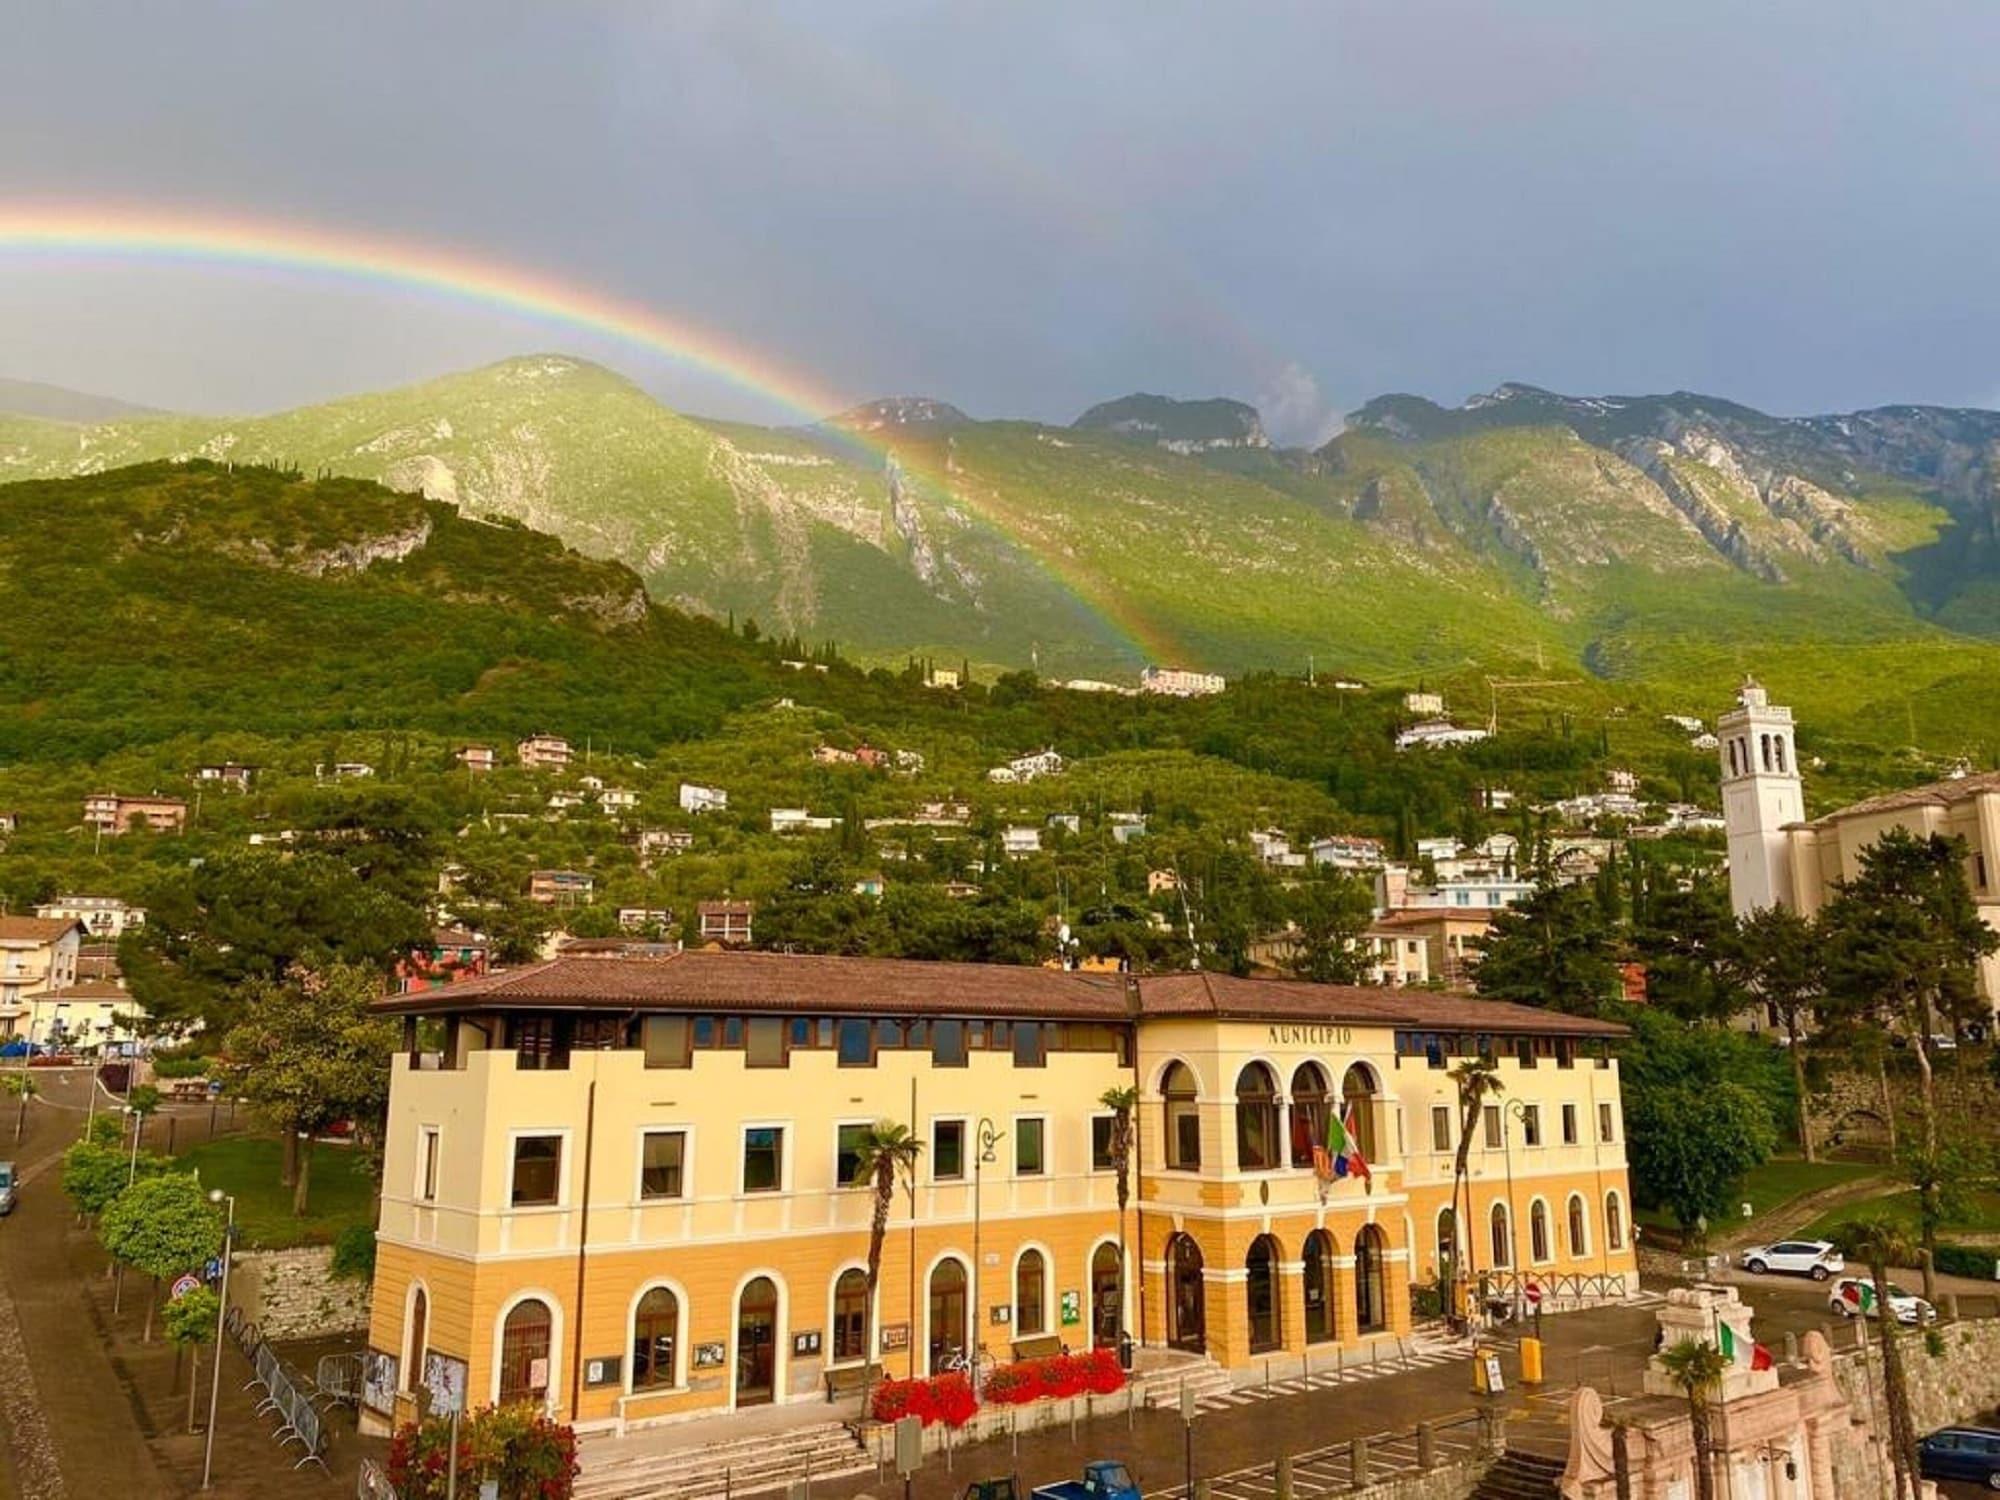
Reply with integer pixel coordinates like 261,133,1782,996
1739,1239,1844,1280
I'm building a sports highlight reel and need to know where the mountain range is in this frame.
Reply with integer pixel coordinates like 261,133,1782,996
8,357,2000,743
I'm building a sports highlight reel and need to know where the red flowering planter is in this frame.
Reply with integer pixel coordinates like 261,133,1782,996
870,1372,979,1428
983,1349,1125,1406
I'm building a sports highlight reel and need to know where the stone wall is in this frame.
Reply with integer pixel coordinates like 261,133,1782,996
227,1246,371,1341
1828,1317,2000,1496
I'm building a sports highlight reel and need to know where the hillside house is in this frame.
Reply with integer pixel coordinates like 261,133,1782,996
1377,864,1535,913
1402,690,1445,715
1367,908,1496,989
1691,732,1721,751
0,812,16,836
397,928,492,993
528,870,595,906
812,744,858,766
84,793,188,836
852,874,886,898
679,783,729,815
893,748,925,773
1046,813,1081,834
1360,924,1432,987
11,978,142,1053
1140,665,1227,697
1148,868,1181,895
578,774,605,793
316,761,375,779
1394,720,1489,752
546,791,585,811
770,808,838,834
1664,714,1705,734
1310,834,1386,871
942,879,982,900
456,745,497,772
0,917,83,1011
1061,677,1137,695
635,828,694,858
1478,786,1517,811
1111,816,1148,845
917,800,971,825
1607,768,1640,795
599,787,639,812
33,896,145,939
1331,678,1367,692
1248,828,1307,868
924,666,960,689
988,747,1064,783
696,900,755,946
1002,825,1042,858
195,762,254,790
1414,836,1461,863
616,907,675,934
517,734,573,770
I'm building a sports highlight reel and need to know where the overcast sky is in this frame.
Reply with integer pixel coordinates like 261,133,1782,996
4,0,1998,440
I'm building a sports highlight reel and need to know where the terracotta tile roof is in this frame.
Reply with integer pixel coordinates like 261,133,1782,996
26,979,130,1002
373,950,1624,1036
0,916,83,943
1805,769,2000,829
1366,909,1497,932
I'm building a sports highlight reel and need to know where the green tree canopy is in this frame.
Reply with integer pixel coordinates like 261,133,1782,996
1471,879,1621,1015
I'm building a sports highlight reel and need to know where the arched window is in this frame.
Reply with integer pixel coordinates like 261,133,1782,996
1016,1249,1047,1335
1340,1064,1379,1164
1567,1195,1588,1258
1289,1063,1329,1169
1727,741,1739,777
1303,1230,1335,1344
928,1260,968,1373
1091,1243,1123,1349
1530,1200,1551,1262
1760,734,1773,772
1246,1235,1282,1353
833,1269,870,1363
498,1298,554,1407
1490,1203,1512,1268
1606,1192,1625,1252
1435,1208,1458,1279
632,1286,680,1390
1354,1225,1388,1333
1777,736,1788,773
405,1286,428,1391
1236,1063,1280,1171
1167,1233,1206,1353
1163,1062,1201,1170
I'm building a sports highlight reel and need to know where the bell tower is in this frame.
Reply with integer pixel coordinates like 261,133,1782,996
1718,677,1803,917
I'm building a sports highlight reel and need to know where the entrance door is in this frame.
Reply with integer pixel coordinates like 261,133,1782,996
1303,1231,1333,1344
928,1259,968,1373
497,1298,552,1408
1092,1243,1123,1348
736,1277,779,1406
1168,1235,1206,1354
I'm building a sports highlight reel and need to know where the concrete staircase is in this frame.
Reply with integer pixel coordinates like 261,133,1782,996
574,1420,872,1500
1469,1451,1566,1500
1140,1356,1234,1410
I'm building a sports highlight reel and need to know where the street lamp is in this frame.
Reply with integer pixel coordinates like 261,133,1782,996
201,1188,236,1490
126,1103,144,1184
970,1117,1003,1388
1502,1099,1530,1321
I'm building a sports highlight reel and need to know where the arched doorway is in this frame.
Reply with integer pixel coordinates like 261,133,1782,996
1167,1234,1206,1353
928,1259,968,1373
1246,1235,1282,1353
631,1286,680,1391
1303,1230,1335,1344
497,1298,553,1407
1091,1243,1123,1348
833,1269,869,1364
1015,1249,1048,1336
736,1277,779,1407
1340,1064,1379,1163
1290,1063,1329,1168
404,1286,429,1392
1354,1225,1388,1333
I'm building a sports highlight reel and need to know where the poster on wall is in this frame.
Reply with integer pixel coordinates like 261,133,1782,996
879,1323,910,1352
1060,1290,1081,1327
424,1350,469,1415
693,1341,727,1369
361,1350,400,1414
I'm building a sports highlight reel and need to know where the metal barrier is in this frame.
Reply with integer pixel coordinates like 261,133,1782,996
316,1353,363,1410
356,1456,400,1500
238,1336,333,1474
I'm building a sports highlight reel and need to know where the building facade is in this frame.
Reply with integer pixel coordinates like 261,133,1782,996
83,793,188,836
34,895,146,939
363,954,1633,1436
0,916,83,1014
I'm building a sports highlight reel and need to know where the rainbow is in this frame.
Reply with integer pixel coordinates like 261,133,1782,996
0,202,1184,666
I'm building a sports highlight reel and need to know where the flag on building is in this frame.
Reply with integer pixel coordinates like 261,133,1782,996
1322,1105,1372,1186
1717,1320,1773,1371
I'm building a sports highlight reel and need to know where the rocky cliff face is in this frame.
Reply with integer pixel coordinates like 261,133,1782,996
1072,393,1270,452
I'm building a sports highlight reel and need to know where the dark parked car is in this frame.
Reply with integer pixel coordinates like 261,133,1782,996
1920,1427,2000,1490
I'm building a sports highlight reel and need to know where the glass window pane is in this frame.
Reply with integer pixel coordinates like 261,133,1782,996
746,1016,786,1068
511,1135,562,1207
643,1016,691,1069
837,1019,874,1067
1091,1117,1116,1171
1013,1024,1046,1068
932,1020,968,1067
933,1120,965,1180
836,1124,870,1187
743,1127,784,1192
1016,1119,1045,1175
641,1130,685,1199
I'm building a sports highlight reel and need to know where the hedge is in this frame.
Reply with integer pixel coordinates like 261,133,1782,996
1932,1244,2000,1281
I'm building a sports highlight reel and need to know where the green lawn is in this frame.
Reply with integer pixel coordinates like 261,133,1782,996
1635,1157,1882,1240
1801,1188,2000,1242
175,1135,376,1250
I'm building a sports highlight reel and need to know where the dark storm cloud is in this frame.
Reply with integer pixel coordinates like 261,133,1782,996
3,0,1997,437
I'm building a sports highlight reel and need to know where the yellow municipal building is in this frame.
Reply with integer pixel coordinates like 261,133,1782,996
364,952,1635,1434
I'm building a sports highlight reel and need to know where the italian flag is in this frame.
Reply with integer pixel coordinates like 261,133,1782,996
1840,1281,1876,1315
1321,1106,1372,1185
1718,1321,1774,1371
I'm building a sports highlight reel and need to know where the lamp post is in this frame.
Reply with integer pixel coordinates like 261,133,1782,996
127,1103,144,1184
1502,1100,1529,1322
201,1189,235,1490
971,1117,1003,1390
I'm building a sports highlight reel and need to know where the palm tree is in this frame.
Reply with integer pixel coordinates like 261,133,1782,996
1448,1057,1503,1320
1658,1338,1730,1500
1099,1084,1139,1343
850,1119,923,1413
1834,1215,1923,1500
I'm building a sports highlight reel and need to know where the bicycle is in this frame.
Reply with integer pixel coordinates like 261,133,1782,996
940,1347,995,1384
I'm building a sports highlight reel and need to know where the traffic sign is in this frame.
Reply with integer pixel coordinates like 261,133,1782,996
170,1273,201,1301
1524,1282,1542,1308
202,1257,223,1282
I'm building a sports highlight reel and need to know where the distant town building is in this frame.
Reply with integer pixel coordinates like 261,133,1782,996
33,895,145,939
635,828,695,858
317,761,375,779
527,869,595,906
941,879,983,900
987,747,1065,783
1046,813,1081,834
1394,720,1490,752
1310,834,1386,871
1060,678,1137,696
13,978,142,1053
1148,868,1181,895
1367,908,1497,989
195,762,254,790
616,907,675,933
1377,864,1535,914
770,808,839,834
0,917,82,1011
546,791,585,811
599,787,639,812
516,734,573,771
84,793,188,836
1402,690,1445,716
1141,665,1227,697
1110,816,1148,845
1663,714,1705,735
696,900,754,946
679,783,729,815
1248,828,1307,868
456,744,497,772
1002,825,1042,858
924,667,961,690
851,874,886,898
1478,786,1516,811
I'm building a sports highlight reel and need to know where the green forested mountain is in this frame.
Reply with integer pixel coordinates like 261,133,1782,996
11,362,2000,753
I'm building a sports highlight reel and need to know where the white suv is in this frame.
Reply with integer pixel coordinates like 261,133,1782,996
1739,1239,1844,1280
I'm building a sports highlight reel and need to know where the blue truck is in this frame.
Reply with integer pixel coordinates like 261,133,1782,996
1031,1462,1142,1500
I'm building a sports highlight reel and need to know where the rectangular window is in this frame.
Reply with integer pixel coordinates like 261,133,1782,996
640,1130,686,1199
1091,1116,1117,1172
1598,1102,1615,1143
836,1019,874,1067
1431,1106,1452,1152
933,1119,966,1180
1012,1023,1047,1068
418,1126,440,1201
1561,1104,1578,1146
1516,1037,1536,1069
742,1127,785,1193
511,1134,562,1207
932,1019,968,1067
642,1016,691,1069
1521,1105,1542,1147
1482,1105,1501,1149
1015,1118,1046,1176
835,1123,870,1188
746,1016,786,1068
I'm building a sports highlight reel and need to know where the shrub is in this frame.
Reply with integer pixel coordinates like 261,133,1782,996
149,1051,213,1080
388,1402,579,1500
330,1223,378,1282
1932,1244,2000,1281
869,1372,979,1428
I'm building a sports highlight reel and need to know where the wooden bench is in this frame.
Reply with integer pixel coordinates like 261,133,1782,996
824,1361,881,1403
1011,1334,1065,1362
169,1081,210,1102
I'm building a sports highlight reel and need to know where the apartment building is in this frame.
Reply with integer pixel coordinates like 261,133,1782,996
0,917,84,1012
363,954,1632,1435
83,793,188,836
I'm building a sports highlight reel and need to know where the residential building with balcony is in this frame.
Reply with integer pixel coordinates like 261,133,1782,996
34,895,146,939
83,793,188,836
